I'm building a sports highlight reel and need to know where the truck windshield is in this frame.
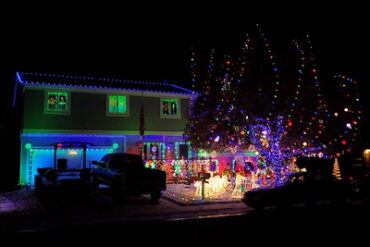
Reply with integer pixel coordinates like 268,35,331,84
110,155,144,171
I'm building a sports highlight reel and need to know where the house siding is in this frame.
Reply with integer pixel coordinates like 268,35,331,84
23,89,189,132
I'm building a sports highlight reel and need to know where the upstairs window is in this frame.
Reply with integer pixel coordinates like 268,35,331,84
160,98,180,119
107,95,129,116
45,91,70,114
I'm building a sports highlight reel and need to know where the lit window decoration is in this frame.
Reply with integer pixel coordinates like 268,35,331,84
46,91,69,113
161,98,180,118
108,95,127,114
144,142,166,159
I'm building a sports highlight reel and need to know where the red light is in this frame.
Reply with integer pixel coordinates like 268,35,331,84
57,143,63,147
341,140,347,145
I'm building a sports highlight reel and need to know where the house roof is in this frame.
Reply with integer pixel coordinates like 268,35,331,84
16,72,198,96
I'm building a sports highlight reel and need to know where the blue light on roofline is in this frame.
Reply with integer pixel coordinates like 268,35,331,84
21,72,166,87
21,133,127,138
13,72,24,107
20,81,193,95
169,84,200,95
18,72,197,95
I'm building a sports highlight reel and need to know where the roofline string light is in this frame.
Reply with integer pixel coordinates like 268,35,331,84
16,72,199,96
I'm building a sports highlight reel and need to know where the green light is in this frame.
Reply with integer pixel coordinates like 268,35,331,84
25,143,32,149
112,143,119,149
198,149,209,158
144,142,166,159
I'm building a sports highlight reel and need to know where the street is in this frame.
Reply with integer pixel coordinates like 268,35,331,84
1,187,370,244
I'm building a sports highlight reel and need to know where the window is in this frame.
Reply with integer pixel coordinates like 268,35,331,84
160,98,180,118
45,91,70,114
178,144,189,159
175,142,192,159
143,143,165,159
107,95,129,116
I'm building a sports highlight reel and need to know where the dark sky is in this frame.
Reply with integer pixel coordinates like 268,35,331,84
1,1,369,121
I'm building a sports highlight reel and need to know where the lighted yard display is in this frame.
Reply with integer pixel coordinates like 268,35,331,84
145,158,299,202
168,24,364,202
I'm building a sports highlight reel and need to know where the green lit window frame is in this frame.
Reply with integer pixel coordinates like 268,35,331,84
144,142,166,159
44,91,70,115
175,141,192,159
107,95,129,117
160,98,181,119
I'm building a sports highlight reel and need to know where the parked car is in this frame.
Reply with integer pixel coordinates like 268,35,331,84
91,153,166,202
243,172,352,210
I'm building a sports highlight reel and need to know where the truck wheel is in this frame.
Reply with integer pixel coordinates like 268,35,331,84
92,176,100,190
150,191,162,203
112,181,125,203
35,175,44,196
45,169,58,182
112,189,125,203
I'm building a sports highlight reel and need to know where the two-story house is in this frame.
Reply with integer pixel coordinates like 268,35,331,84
14,72,198,186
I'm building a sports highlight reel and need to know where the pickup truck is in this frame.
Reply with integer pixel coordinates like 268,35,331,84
91,153,166,202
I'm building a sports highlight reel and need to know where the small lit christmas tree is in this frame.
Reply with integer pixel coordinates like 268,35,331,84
332,158,342,180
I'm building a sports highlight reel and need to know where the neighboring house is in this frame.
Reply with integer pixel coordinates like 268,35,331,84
14,72,198,186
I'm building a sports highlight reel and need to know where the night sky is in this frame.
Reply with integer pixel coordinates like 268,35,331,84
1,1,369,134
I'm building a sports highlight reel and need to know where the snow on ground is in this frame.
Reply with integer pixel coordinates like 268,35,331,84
163,184,243,205
0,186,250,232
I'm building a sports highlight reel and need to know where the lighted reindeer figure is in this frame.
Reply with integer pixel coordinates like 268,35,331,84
194,175,229,198
231,173,247,198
